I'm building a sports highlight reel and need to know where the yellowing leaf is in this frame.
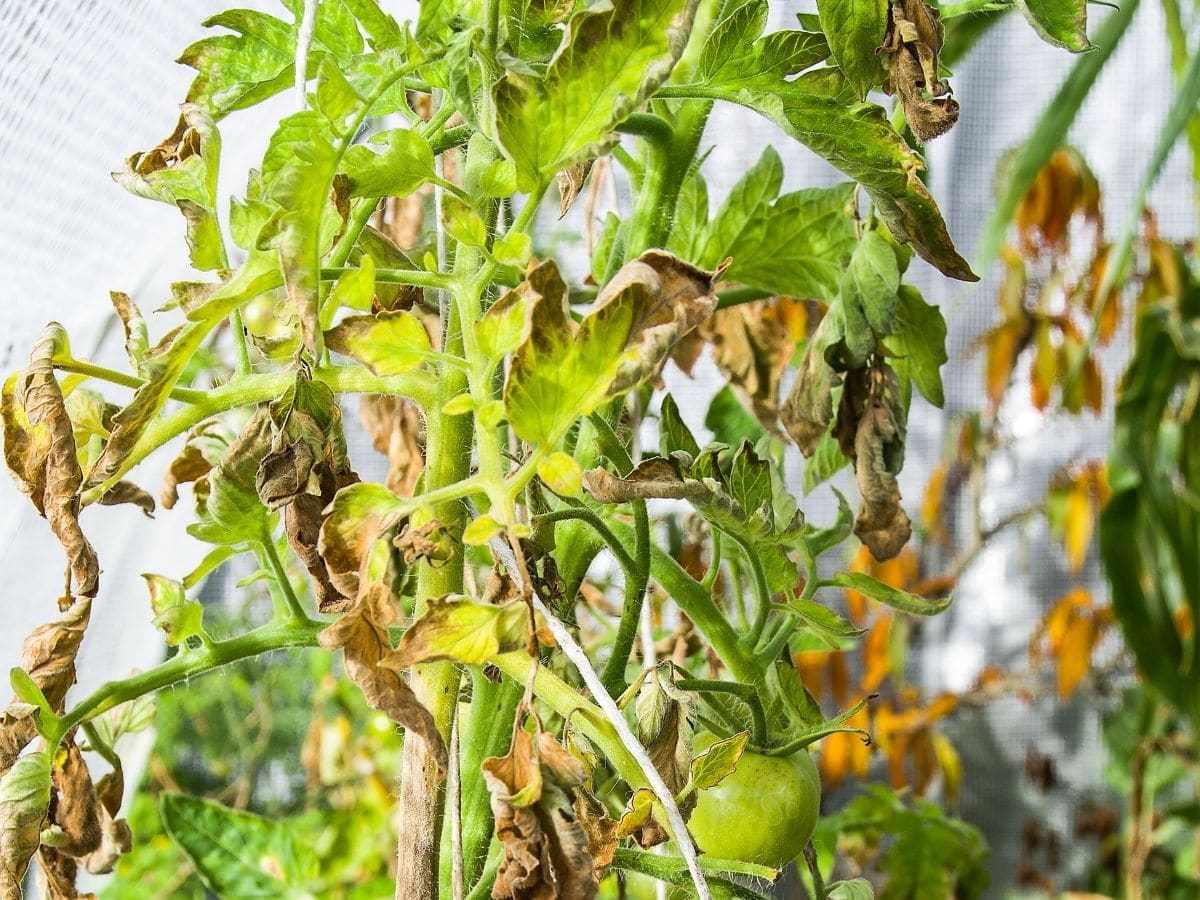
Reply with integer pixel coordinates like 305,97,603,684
389,597,530,667
325,310,432,375
463,515,503,546
537,452,583,497
690,731,749,790
1063,477,1094,573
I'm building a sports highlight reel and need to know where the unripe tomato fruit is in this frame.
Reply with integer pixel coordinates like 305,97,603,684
687,733,821,867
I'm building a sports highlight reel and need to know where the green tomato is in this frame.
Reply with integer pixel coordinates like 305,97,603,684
687,733,821,868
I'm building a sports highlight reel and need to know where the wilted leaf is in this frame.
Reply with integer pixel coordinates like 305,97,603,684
142,574,205,646
0,597,92,778
388,596,530,667
878,0,959,143
2,325,99,599
831,573,950,616
883,285,948,408
318,482,406,599
557,161,594,218
185,410,273,547
318,586,447,775
159,420,230,510
849,368,912,560
632,667,692,847
358,395,425,497
484,722,608,899
0,750,51,897
108,292,148,370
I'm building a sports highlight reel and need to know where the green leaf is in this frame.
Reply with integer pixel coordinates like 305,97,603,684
1015,0,1090,52
843,229,901,336
390,597,530,666
690,731,749,789
341,127,435,198
705,386,767,447
506,254,720,444
143,573,206,645
493,230,533,267
817,0,888,98
975,0,1139,272
160,793,314,898
442,197,489,247
723,184,858,300
537,452,584,497
884,285,948,407
0,750,51,897
179,9,298,119
327,255,377,315
493,0,696,190
477,289,531,360
659,393,701,458
88,695,156,750
694,145,783,270
789,597,867,642
697,0,829,91
342,0,406,49
804,429,850,494
325,310,432,375
828,878,875,900
830,572,951,616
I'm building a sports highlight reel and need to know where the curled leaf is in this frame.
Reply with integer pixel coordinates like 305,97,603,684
850,369,912,560
0,750,51,898
2,325,99,599
878,0,959,142
318,586,447,775
484,721,609,899
358,395,425,497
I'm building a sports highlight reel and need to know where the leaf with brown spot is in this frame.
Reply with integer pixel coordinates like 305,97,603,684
0,599,91,777
483,721,607,899
318,482,406,600
0,749,51,898
877,0,959,142
2,325,99,599
781,312,840,454
318,586,447,775
44,745,100,860
358,395,425,497
159,421,230,510
386,596,530,668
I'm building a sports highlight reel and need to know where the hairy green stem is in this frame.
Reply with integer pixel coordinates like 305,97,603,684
677,678,768,746
55,358,206,405
256,528,307,622
534,507,639,588
320,266,453,290
60,617,324,735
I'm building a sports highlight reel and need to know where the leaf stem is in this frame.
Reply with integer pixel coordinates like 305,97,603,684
54,359,206,405
677,678,768,746
256,527,308,622
533,508,639,578
320,266,453,290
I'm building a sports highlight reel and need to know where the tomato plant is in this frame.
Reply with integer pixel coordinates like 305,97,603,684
0,0,1191,898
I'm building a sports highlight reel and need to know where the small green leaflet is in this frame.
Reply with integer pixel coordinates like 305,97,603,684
143,573,206,645
325,310,432,375
342,128,435,198
697,0,829,90
884,285,949,407
690,731,749,789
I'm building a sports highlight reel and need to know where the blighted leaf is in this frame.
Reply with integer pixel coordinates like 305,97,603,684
108,292,148,370
143,574,205,646
493,0,696,190
358,395,425,497
817,0,887,98
701,297,810,431
781,313,840,455
878,0,959,143
318,482,406,599
882,285,948,407
0,750,51,897
849,368,912,560
506,253,721,444
2,325,99,599
635,666,693,801
185,410,273,546
159,421,230,510
180,9,298,118
557,161,594,218
43,743,101,861
114,104,224,270
0,599,91,777
326,310,431,375
318,586,448,775
690,731,748,790
388,596,529,667
1016,0,1090,52
483,722,608,898
831,572,950,616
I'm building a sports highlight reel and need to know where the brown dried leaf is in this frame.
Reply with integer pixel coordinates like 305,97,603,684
318,586,447,775
556,161,594,218
702,297,810,431
107,292,147,370
851,368,912,560
97,481,155,517
36,846,94,900
2,325,99,599
878,0,959,142
781,314,839,454
483,724,605,900
581,458,706,505
158,421,228,510
0,598,91,777
45,744,100,859
358,395,425,497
